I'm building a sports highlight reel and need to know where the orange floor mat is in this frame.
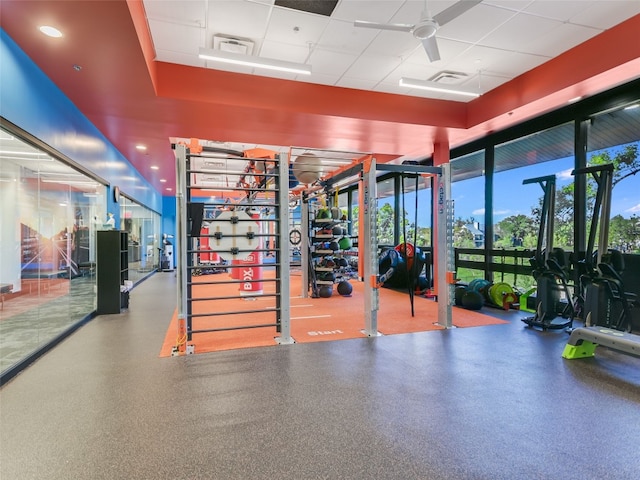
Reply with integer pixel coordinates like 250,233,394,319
159,271,508,357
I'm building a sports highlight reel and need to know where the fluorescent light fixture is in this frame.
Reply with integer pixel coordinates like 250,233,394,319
399,78,480,98
160,179,167,183
624,103,639,110
39,25,63,38
0,150,53,159
568,96,582,103
199,47,311,75
150,165,159,170
1,155,55,163
136,144,147,151
41,180,98,186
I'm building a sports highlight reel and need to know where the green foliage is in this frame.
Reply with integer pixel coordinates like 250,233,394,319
533,143,640,249
377,202,395,245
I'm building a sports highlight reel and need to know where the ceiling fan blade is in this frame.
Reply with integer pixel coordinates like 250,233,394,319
433,0,482,27
421,36,441,62
353,20,414,33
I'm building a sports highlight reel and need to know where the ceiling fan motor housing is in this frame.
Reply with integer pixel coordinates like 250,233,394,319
413,19,438,39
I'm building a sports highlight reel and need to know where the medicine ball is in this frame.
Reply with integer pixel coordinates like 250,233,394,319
292,153,321,184
337,281,353,296
337,257,348,267
329,241,340,251
461,290,484,310
454,286,467,306
338,236,352,250
332,225,344,236
320,272,335,282
317,208,330,219
319,285,333,298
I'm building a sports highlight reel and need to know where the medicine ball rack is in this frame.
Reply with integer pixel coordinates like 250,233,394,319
308,200,357,298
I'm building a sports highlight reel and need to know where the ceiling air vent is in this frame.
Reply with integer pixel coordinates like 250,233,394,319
212,35,255,56
428,71,469,85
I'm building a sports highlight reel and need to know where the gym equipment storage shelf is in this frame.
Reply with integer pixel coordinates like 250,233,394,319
309,210,356,295
97,230,129,314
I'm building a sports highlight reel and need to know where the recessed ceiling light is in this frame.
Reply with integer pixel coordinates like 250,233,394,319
39,25,63,38
160,179,167,183
150,165,159,170
136,144,147,151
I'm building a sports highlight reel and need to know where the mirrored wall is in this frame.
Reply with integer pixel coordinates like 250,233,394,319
0,127,105,376
119,195,161,283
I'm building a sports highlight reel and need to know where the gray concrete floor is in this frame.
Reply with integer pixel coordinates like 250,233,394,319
1,272,639,479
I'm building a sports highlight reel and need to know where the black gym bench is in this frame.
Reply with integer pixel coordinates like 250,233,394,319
562,326,640,359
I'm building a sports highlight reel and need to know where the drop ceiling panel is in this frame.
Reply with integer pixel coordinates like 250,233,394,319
260,39,310,63
520,22,600,57
206,1,272,41
148,19,203,56
437,3,517,44
479,13,564,52
336,76,382,91
316,19,378,55
332,0,404,24
342,53,402,84
567,1,640,29
308,48,359,76
364,30,423,57
522,0,598,22
265,6,330,47
143,0,207,27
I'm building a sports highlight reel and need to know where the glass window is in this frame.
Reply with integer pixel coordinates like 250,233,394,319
376,177,395,247
494,123,575,288
451,151,485,283
587,102,640,254
0,127,104,376
119,196,161,283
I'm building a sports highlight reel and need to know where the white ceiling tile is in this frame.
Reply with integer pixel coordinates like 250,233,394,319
143,0,207,26
343,54,402,83
479,12,563,51
265,7,330,47
300,72,343,87
207,1,272,41
316,19,378,56
308,48,359,76
437,3,517,44
148,19,204,54
474,72,511,93
522,0,597,22
364,29,423,57
332,0,405,24
260,39,310,63
443,44,511,74
336,76,381,91
481,1,533,13
569,0,640,29
519,22,600,57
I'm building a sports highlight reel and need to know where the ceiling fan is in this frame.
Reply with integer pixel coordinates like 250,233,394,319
354,0,482,62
